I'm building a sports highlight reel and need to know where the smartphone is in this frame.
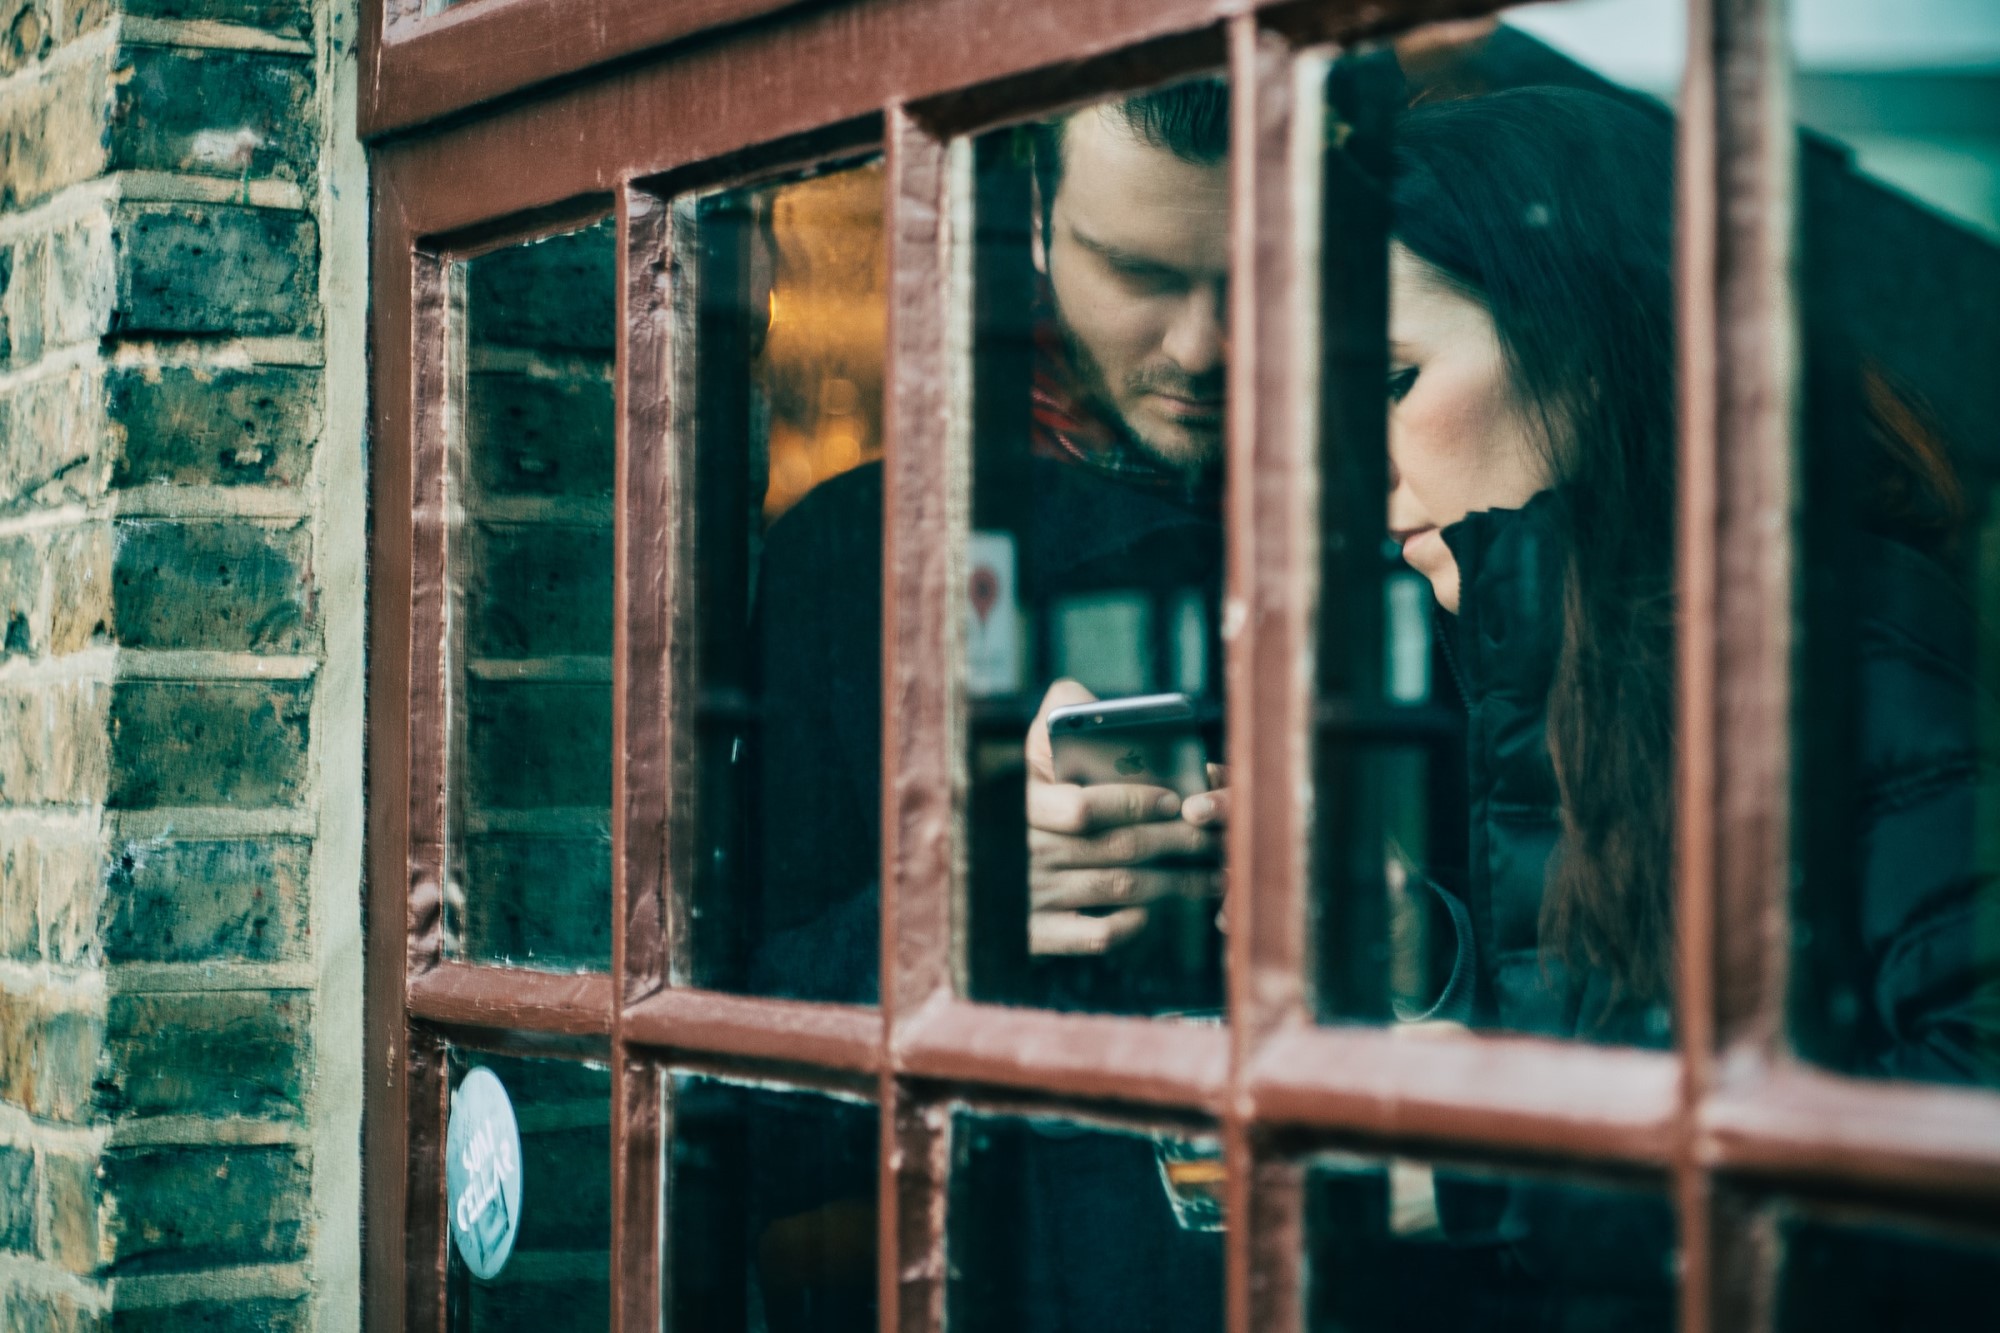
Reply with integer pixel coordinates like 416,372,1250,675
1046,692,1209,797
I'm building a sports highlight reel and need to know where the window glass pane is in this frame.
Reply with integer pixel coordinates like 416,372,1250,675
680,157,887,1001
1313,4,1681,1044
1778,1211,2000,1331
447,219,617,972
960,77,1232,1015
445,1050,612,1331
665,1075,878,1333
1307,1155,1675,1331
949,1111,1223,1333
1786,0,2000,1085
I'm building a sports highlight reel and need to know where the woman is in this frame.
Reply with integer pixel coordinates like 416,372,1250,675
1381,85,1994,1078
1347,82,1996,1329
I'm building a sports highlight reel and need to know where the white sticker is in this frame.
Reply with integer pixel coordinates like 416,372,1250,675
446,1067,523,1281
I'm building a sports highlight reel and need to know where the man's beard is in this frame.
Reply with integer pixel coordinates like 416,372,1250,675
1054,311,1225,476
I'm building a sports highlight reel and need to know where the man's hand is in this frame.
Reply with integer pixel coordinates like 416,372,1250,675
1025,680,1224,955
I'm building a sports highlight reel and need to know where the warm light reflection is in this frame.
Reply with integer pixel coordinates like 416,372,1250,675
757,162,887,519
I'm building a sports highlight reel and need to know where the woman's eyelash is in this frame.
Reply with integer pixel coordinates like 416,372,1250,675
1387,366,1419,403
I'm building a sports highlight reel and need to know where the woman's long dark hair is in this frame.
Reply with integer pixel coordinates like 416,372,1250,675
1392,87,1680,1003
1388,87,1964,1008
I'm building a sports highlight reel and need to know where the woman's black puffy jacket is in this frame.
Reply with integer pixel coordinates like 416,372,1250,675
1435,490,1997,1071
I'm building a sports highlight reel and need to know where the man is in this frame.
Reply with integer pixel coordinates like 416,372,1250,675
1016,87,1236,964
752,79,1236,1007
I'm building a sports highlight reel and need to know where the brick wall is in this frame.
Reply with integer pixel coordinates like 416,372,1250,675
0,0,365,1326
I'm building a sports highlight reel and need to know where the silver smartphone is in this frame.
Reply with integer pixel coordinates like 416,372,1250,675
1046,692,1209,797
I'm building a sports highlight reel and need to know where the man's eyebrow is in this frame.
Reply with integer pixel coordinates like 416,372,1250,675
1068,226,1177,271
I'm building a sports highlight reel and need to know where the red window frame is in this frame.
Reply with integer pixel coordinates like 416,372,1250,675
362,1,2000,1329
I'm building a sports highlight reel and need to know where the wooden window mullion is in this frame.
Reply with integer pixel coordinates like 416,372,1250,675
1678,0,1797,1328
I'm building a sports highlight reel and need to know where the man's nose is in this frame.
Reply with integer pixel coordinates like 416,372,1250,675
1161,281,1227,375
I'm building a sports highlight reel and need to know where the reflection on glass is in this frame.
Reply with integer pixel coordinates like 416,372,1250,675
1784,0,2000,1086
1778,1211,2000,1331
446,219,617,971
1307,1155,1675,1332
961,78,1232,1015
1313,7,1681,1044
665,1075,878,1333
680,158,887,1001
949,1111,1223,1333
445,1051,611,1332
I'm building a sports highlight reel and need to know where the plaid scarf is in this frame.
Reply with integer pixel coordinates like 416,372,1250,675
1029,318,1215,500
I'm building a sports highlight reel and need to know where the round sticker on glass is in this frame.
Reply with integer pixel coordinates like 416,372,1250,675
446,1066,523,1280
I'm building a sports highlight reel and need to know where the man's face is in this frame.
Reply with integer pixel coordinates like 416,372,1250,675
1043,107,1230,473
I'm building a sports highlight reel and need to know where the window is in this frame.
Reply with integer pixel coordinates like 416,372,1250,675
363,0,2000,1329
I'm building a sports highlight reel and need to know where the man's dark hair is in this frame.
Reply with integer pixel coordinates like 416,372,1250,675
1029,77,1230,226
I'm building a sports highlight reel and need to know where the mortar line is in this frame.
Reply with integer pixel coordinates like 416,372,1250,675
106,337,325,370
108,808,316,839
107,961,317,993
120,15,315,55
0,504,93,539
0,1255,112,1313
115,170,309,213
113,485,314,521
0,176,119,245
0,1103,110,1155
109,1261,312,1308
0,647,117,685
106,1115,311,1147
113,651,320,681
0,340,102,394
0,960,108,1004
0,807,103,836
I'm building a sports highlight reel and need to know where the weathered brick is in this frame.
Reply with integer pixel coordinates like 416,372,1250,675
0,989,102,1122
120,0,310,40
0,1142,34,1252
108,364,317,489
0,534,38,655
1,837,99,964
110,48,314,186
465,679,610,811
462,834,611,969
0,679,111,805
46,206,116,348
103,836,308,963
467,521,612,658
467,370,615,498
42,1146,102,1272
60,0,113,44
2,205,116,366
0,837,38,959
112,203,317,339
99,990,307,1120
45,524,112,655
0,0,51,77
112,1296,307,1333
0,526,108,658
466,219,616,353
0,43,111,212
107,679,309,808
112,520,314,652
0,364,108,516
35,836,103,967
99,1144,308,1274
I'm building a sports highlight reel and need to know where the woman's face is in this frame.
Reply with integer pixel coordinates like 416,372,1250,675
1385,243,1549,612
